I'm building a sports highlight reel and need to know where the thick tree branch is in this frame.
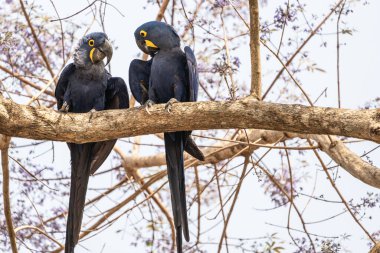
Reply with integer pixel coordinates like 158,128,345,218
0,96,379,143
1,135,18,253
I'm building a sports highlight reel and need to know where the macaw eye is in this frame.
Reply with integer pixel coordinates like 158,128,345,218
88,39,95,47
140,30,147,38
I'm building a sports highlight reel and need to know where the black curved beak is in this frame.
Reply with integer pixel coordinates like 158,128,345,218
99,39,113,66
90,39,113,65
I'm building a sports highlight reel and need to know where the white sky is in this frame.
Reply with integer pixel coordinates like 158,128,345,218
10,0,380,252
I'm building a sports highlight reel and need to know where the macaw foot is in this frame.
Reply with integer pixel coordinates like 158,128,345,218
88,108,97,122
144,99,155,115
59,101,69,113
165,98,178,113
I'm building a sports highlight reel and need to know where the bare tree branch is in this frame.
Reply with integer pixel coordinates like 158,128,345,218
155,0,170,21
262,0,345,99
308,134,380,189
307,138,376,243
248,0,262,97
217,157,249,253
122,129,380,189
0,65,55,97
0,96,379,143
14,225,63,248
19,0,56,83
114,146,176,249
0,135,18,253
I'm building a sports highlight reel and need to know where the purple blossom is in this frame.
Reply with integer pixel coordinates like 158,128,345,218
213,0,230,8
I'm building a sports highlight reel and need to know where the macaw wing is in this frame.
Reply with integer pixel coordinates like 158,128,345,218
128,58,152,105
55,63,76,110
184,46,199,102
89,77,129,175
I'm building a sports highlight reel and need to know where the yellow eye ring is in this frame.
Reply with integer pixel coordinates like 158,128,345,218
140,30,147,38
88,39,95,47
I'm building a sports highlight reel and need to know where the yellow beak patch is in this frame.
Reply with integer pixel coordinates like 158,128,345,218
145,40,158,48
89,48,96,63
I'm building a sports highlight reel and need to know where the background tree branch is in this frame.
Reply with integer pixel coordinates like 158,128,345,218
249,0,262,98
0,135,17,253
120,129,380,189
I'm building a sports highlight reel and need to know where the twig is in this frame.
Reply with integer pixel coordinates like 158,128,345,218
8,155,57,191
217,156,250,253
220,8,237,100
266,222,339,239
277,0,290,55
307,139,376,244
180,0,204,38
254,160,316,251
25,177,129,241
50,0,98,22
156,0,170,22
114,146,176,250
214,164,229,253
14,225,63,248
170,0,175,26
26,73,59,106
0,65,54,97
49,0,66,65
194,166,201,244
260,40,314,105
262,0,345,99
284,142,300,248
336,0,346,108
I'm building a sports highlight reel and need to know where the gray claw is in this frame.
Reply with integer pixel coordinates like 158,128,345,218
165,98,178,113
59,101,69,112
88,108,97,122
144,100,155,115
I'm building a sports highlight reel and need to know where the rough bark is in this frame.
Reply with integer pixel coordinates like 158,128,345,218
370,243,380,253
0,96,379,144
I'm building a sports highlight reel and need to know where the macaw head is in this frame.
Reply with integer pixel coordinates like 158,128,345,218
73,32,113,68
134,21,180,56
